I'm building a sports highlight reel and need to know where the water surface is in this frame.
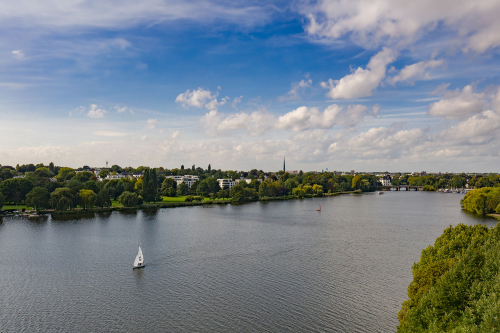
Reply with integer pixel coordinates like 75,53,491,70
0,192,496,332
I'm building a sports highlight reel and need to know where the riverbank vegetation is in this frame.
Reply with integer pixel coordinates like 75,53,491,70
0,162,377,212
394,173,500,190
397,223,500,332
460,187,500,215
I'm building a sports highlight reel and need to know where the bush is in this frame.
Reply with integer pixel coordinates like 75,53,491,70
185,195,193,202
423,185,436,191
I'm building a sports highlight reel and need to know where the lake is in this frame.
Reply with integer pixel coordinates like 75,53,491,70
0,192,496,332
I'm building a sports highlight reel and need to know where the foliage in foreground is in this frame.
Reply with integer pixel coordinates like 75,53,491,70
397,223,500,332
461,187,500,215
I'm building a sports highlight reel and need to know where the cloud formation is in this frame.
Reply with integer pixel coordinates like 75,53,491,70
321,48,396,99
0,1,274,30
302,0,500,53
87,105,107,118
388,59,444,85
202,103,373,136
278,78,312,101
175,87,228,111
428,85,485,119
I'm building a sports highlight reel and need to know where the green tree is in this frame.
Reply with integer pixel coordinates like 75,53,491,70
0,192,5,209
0,168,14,181
177,182,189,196
50,187,73,210
34,167,54,178
142,168,157,202
292,187,305,198
217,189,229,199
285,178,298,193
0,178,34,204
72,171,93,183
196,180,210,197
98,170,110,179
56,167,75,182
57,197,72,211
79,189,97,209
230,185,245,202
26,187,50,210
85,180,100,193
119,191,138,207
352,175,362,190
161,178,177,192
95,188,111,208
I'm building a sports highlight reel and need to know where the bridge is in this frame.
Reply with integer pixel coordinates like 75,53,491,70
382,185,424,191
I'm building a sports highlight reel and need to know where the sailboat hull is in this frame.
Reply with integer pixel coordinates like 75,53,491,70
133,265,145,269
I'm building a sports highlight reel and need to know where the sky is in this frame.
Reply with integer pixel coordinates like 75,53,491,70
1,0,500,173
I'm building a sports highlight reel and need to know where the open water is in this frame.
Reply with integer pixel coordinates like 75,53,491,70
0,191,496,332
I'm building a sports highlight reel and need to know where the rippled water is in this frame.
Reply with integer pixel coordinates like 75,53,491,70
0,192,496,332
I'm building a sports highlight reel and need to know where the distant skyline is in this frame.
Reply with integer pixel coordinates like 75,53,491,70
1,0,500,172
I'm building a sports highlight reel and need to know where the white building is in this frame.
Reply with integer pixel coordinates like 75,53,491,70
106,174,127,180
166,175,199,188
218,179,236,190
379,175,392,186
235,178,262,185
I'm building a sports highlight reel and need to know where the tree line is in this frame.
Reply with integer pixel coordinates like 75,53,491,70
0,163,386,211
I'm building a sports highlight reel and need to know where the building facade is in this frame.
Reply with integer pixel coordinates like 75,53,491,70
165,175,199,188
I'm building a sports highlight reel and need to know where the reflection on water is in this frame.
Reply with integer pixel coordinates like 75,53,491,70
0,192,497,333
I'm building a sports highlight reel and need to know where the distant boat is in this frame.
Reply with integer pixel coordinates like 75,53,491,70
317,202,321,211
133,246,145,269
378,191,384,194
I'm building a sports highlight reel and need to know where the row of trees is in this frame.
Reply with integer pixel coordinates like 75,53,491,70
393,173,500,190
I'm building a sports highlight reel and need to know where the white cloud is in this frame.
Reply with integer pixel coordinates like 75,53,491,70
114,106,128,113
202,110,274,137
278,78,312,101
428,85,485,119
86,104,107,118
93,131,127,137
12,50,24,58
146,118,157,129
0,1,274,30
492,87,500,112
175,87,226,111
388,59,444,85
232,95,243,109
171,130,180,139
69,106,86,116
277,104,369,131
202,103,372,136
141,135,147,141
439,110,500,145
321,48,397,99
301,0,500,53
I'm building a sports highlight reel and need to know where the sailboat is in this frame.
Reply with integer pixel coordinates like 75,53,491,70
133,246,145,269
317,202,321,211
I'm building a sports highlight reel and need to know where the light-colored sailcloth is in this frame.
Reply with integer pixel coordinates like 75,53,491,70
134,246,143,267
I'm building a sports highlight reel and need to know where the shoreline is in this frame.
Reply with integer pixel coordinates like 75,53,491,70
0,190,362,217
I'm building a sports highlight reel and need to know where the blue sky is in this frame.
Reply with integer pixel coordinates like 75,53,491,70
1,0,500,172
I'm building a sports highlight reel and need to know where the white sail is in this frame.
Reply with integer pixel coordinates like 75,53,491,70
133,246,143,267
